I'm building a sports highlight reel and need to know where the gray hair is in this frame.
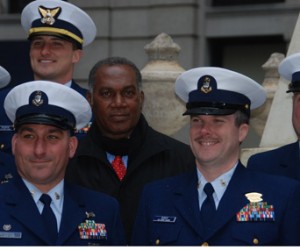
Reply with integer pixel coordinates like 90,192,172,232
88,56,142,93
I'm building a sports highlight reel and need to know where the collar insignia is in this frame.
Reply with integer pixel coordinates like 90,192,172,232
200,76,212,94
38,6,61,25
54,192,60,200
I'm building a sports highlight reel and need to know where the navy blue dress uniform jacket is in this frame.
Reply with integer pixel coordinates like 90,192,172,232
131,163,300,246
0,152,14,168
0,152,16,184
0,174,126,246
0,81,88,155
0,87,13,154
247,141,300,180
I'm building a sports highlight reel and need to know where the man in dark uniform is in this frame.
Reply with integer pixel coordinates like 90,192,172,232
0,0,96,154
247,52,300,179
131,67,300,246
0,80,125,246
0,66,14,170
65,57,195,242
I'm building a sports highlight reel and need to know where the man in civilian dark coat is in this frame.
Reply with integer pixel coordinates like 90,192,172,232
247,52,300,179
65,57,195,242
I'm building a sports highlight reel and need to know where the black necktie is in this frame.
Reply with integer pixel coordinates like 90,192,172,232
200,183,216,233
40,194,58,244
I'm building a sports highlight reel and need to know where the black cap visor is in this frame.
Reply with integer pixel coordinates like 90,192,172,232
287,82,300,93
183,101,250,117
15,114,75,131
183,107,237,116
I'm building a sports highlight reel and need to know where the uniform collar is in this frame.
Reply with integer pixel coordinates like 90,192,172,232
22,178,64,209
197,163,237,208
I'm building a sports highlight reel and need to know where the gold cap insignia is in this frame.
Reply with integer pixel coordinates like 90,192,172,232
200,76,212,94
32,91,44,106
38,6,61,26
245,192,263,203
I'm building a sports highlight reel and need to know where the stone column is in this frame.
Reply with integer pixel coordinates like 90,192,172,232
141,33,188,136
250,52,285,138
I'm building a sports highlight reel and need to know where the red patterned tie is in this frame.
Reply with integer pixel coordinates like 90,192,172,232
112,155,126,181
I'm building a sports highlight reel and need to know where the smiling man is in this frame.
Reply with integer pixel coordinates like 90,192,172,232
0,80,125,246
0,0,96,155
131,67,300,246
22,0,96,86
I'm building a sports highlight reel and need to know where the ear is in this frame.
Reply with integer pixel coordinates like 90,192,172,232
86,90,92,106
238,123,249,143
140,90,144,109
11,134,17,156
68,136,78,158
72,49,83,64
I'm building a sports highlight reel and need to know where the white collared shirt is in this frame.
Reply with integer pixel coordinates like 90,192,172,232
197,163,237,210
22,178,64,231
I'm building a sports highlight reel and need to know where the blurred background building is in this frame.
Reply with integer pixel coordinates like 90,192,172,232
0,0,299,146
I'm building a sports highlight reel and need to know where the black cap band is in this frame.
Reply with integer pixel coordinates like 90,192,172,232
287,81,300,93
15,113,75,131
184,101,250,117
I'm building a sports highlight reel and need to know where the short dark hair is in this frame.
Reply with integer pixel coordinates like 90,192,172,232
88,56,142,92
234,110,249,127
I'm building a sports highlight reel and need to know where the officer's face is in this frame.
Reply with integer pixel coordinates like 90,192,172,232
29,36,82,83
12,124,77,192
189,114,248,172
89,65,144,139
292,93,300,139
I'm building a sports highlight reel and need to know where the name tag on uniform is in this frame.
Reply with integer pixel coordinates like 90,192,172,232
0,231,22,239
153,215,177,223
0,125,14,131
